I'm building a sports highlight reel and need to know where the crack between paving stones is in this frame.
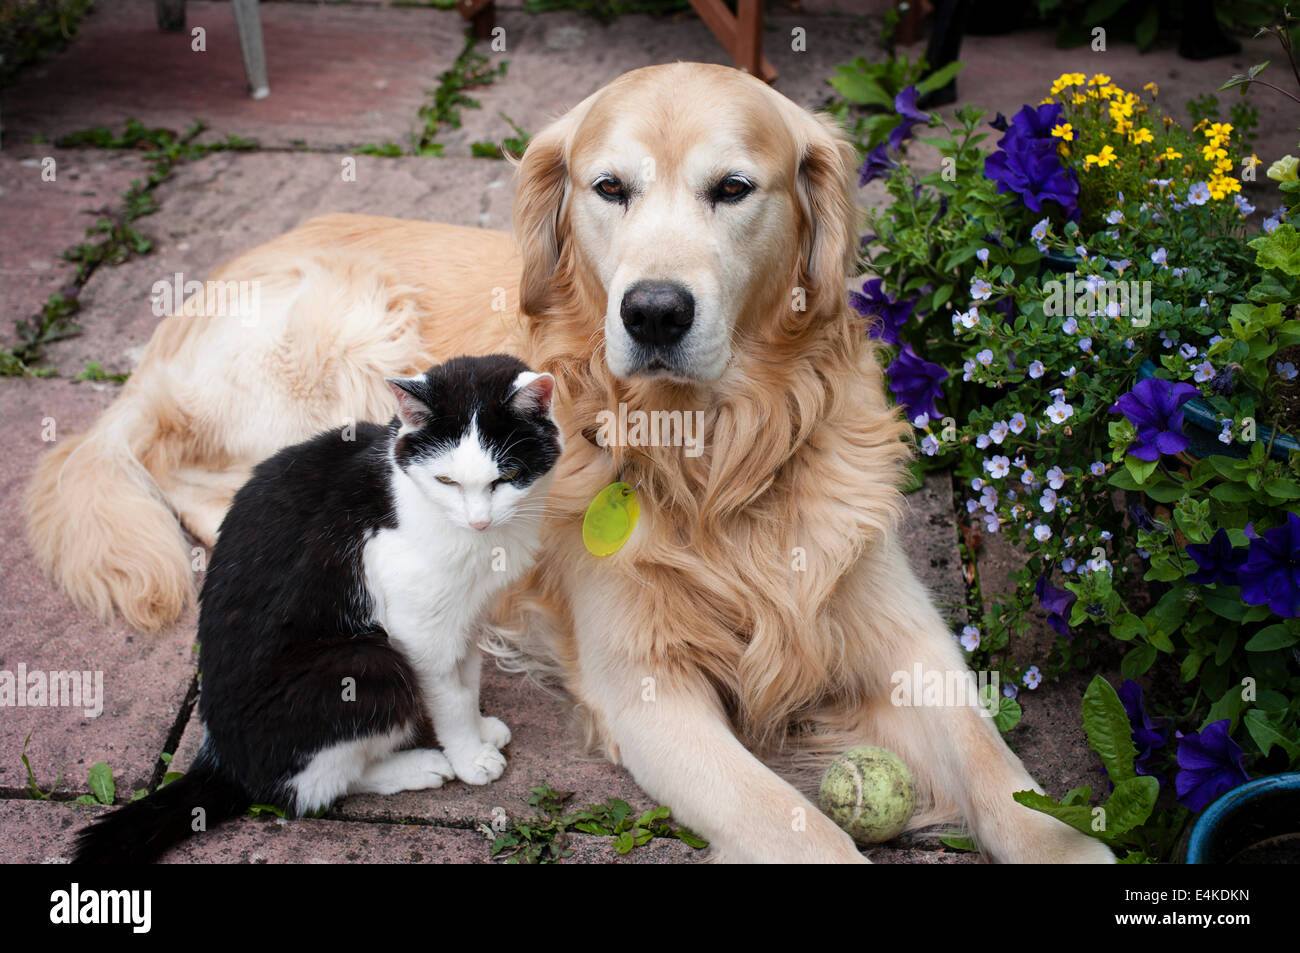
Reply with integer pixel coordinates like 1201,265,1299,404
147,670,200,792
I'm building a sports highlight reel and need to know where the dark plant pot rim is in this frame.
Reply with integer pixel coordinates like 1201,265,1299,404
1186,773,1300,864
1137,360,1298,461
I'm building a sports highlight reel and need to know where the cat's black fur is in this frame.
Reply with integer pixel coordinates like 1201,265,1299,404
74,354,559,863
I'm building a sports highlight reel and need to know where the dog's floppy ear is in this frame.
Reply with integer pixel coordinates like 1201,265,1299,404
794,113,861,306
512,117,574,317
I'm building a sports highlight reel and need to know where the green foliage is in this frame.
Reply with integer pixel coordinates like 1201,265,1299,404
489,782,707,863
470,114,532,160
825,55,961,154
0,0,94,88
74,361,129,383
1015,677,1160,856
411,30,508,157
20,733,64,800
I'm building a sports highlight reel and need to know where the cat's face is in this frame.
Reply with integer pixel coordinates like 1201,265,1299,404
387,355,562,533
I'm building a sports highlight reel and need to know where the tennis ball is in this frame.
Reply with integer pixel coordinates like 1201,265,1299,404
818,746,916,845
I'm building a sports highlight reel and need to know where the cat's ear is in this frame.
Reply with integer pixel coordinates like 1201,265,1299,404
386,377,432,428
507,371,555,416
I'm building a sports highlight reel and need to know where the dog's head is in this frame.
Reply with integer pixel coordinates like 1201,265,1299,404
514,63,858,387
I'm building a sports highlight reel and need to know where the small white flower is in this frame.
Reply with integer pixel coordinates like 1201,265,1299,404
1028,360,1045,379
1180,343,1197,360
1194,361,1215,383
1079,337,1092,353
1188,182,1210,206
1151,247,1167,266
1234,194,1255,216
913,413,930,429
971,278,993,300
1031,218,1050,242
1090,461,1105,476
989,420,1010,444
960,625,981,651
976,433,991,449
1033,524,1052,542
976,247,989,264
1062,316,1078,334
1045,400,1074,424
1009,412,1027,434
1106,209,1124,225
1040,489,1057,512
1061,557,1077,573
977,348,994,366
1046,466,1065,490
1021,469,1037,486
1278,361,1298,381
921,434,940,456
987,455,1011,478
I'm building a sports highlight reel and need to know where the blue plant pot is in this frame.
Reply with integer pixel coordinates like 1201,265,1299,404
1038,248,1082,277
1186,773,1300,863
1137,360,1299,461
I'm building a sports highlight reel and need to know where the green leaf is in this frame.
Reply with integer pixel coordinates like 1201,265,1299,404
938,831,976,851
1244,624,1298,651
87,762,115,806
1243,709,1300,761
1124,454,1158,486
1203,686,1247,732
915,60,963,95
1249,224,1300,276
1120,643,1157,679
1200,588,1247,621
1111,613,1145,642
675,827,708,849
1099,776,1160,836
1081,675,1138,783
1012,789,1097,840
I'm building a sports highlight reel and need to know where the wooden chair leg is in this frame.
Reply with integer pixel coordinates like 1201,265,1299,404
231,0,270,99
687,0,777,82
156,0,185,32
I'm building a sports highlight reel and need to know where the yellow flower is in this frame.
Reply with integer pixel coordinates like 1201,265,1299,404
1050,72,1086,94
1085,144,1117,168
1268,155,1299,182
1088,73,1112,87
1214,156,1234,175
1143,81,1159,96
1130,127,1154,145
1113,117,1134,136
1158,147,1182,161
1207,175,1241,200
1051,122,1074,142
1202,143,1227,162
1072,92,1088,105
1207,121,1233,140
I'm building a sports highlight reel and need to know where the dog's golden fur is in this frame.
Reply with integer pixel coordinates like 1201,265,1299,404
26,63,1113,862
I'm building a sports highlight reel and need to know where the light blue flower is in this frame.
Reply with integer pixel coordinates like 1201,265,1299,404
1040,488,1058,512
977,348,994,365
1034,524,1052,542
1090,461,1105,476
1187,182,1210,205
1234,194,1255,216
976,247,989,264
1194,361,1215,383
1062,316,1078,334
1106,209,1124,225
960,625,981,651
1046,466,1066,489
1023,666,1042,690
1151,247,1167,266
971,277,993,300
1009,412,1027,434
921,434,940,456
989,420,1010,444
1079,337,1092,352
1278,361,1298,381
1061,557,1077,573
1028,360,1045,379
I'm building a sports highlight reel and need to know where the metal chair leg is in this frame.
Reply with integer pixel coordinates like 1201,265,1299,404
231,0,270,99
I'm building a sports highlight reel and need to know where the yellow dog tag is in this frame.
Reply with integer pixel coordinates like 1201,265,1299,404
582,481,639,557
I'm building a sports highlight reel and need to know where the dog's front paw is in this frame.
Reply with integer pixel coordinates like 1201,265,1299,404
450,743,507,785
479,715,512,749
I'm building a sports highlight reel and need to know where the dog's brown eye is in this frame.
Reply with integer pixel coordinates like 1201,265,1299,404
713,176,753,202
594,176,626,202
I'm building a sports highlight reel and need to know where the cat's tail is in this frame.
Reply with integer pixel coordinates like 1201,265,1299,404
73,748,250,864
25,381,195,633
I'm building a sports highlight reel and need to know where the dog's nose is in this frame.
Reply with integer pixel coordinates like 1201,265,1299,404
620,281,694,349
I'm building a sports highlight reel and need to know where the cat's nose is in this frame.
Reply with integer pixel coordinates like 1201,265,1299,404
469,518,491,531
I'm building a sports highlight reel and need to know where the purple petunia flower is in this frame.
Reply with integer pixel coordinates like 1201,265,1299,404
1238,512,1300,618
885,342,948,419
982,102,1079,220
1118,680,1167,783
858,142,897,186
1185,528,1248,587
888,85,931,151
1110,377,1201,461
1175,720,1249,812
1034,574,1076,637
849,278,915,346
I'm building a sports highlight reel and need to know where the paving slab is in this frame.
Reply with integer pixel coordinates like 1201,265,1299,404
432,10,882,155
38,151,516,377
0,798,698,863
0,378,198,798
0,146,143,346
2,0,469,151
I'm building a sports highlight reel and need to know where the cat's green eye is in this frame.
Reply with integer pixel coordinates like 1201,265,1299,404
436,475,457,486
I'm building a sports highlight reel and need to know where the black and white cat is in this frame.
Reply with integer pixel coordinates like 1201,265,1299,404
74,354,562,863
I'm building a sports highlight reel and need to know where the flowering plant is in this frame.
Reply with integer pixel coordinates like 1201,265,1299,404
857,69,1300,860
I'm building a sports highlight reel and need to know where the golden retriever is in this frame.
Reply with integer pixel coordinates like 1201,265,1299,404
26,63,1113,863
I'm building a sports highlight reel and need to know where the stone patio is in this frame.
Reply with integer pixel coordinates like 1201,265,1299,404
1,0,1288,864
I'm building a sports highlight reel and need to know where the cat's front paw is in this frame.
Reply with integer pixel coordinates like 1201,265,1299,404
450,743,507,785
479,715,511,749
